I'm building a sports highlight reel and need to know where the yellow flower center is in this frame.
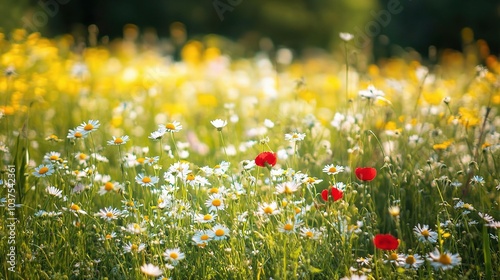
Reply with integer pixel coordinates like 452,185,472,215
114,137,123,144
328,167,337,173
169,252,179,259
70,204,80,211
281,201,288,207
212,199,221,207
127,201,134,207
137,157,145,164
203,214,212,220
83,124,94,131
389,253,399,261
215,229,225,236
292,134,299,138
133,223,141,229
214,164,220,169
186,174,195,181
284,186,292,194
264,206,273,214
74,131,83,138
305,231,314,238
438,254,452,265
421,229,430,237
105,234,112,239
78,153,87,160
165,123,176,130
49,155,59,161
106,212,114,218
131,244,138,251
405,255,416,265
307,177,315,183
209,187,219,194
295,207,301,214
104,182,114,191
284,223,293,231
201,234,209,241
142,176,152,183
38,166,49,174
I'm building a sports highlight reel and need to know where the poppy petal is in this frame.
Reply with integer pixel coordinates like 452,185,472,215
321,189,329,201
373,233,399,250
331,187,343,201
355,167,377,181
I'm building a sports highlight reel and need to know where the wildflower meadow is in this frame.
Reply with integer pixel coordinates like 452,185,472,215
0,28,499,279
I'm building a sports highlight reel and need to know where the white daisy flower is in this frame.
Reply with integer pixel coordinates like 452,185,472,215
192,230,215,247
205,194,225,212
284,132,306,142
124,223,147,234
123,242,146,253
67,203,87,215
163,248,185,265
275,181,300,195
359,85,385,100
278,219,302,234
413,224,438,243
149,129,166,140
67,128,86,139
210,119,228,131
264,119,275,128
140,263,163,277
135,174,159,187
33,164,55,178
160,121,182,133
44,151,62,162
478,212,495,223
212,224,230,240
256,202,280,216
46,186,63,198
98,181,123,195
339,32,354,42
107,135,130,146
299,227,322,240
77,119,100,134
145,156,160,166
95,207,122,221
322,164,345,175
194,212,218,223
401,254,425,269
428,248,461,270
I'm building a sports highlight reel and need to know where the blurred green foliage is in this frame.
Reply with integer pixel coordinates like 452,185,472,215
1,0,499,56
0,0,30,33
1,0,377,52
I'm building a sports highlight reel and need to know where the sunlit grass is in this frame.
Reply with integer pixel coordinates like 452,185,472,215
0,29,499,279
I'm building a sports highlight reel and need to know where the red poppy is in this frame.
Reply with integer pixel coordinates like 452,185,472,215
355,167,377,181
321,187,343,202
255,151,277,168
321,189,329,201
373,234,399,250
331,187,343,201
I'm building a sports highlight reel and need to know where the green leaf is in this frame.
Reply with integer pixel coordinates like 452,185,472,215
308,266,323,274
